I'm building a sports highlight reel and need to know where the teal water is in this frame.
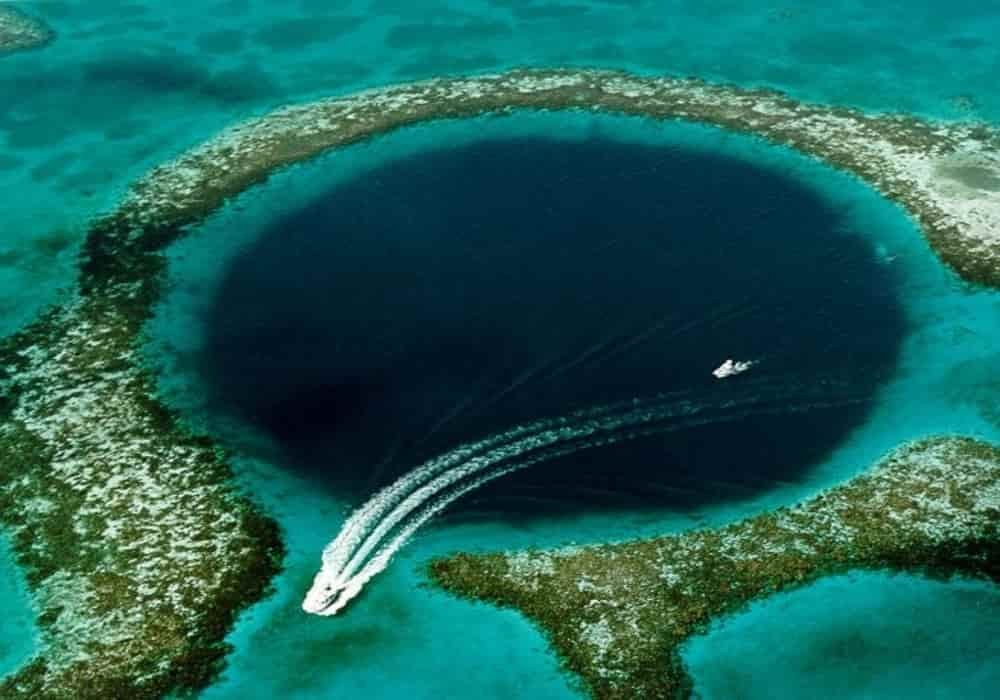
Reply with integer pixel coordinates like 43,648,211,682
0,1,998,696
0,535,38,679
683,571,1000,700
145,112,1000,697
3,0,1000,334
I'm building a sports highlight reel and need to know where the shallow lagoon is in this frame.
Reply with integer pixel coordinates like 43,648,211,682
683,572,1000,700
143,111,1000,697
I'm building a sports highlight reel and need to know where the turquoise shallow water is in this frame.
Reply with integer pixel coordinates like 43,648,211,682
144,112,1000,697
3,0,1000,334
0,536,37,680
683,572,1000,700
1,1,998,696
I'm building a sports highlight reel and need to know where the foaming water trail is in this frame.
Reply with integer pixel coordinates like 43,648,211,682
303,377,868,616
314,385,706,576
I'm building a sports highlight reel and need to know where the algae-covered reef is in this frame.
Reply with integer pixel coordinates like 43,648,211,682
431,438,1000,699
0,69,997,696
0,6,54,55
0,303,283,698
88,69,1000,291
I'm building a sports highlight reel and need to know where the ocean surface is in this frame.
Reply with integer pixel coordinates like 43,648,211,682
4,0,1000,337
194,121,904,515
2,1,999,697
0,536,36,680
683,572,1000,699
146,112,1000,697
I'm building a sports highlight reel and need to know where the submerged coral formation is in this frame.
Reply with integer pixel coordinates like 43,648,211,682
0,6,54,55
0,69,997,695
91,69,1000,290
431,438,1000,699
0,301,282,698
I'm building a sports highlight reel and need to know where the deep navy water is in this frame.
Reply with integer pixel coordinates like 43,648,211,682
147,114,999,698
2,1,1000,697
200,136,904,516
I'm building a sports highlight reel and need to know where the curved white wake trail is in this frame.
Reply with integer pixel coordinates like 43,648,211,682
320,401,664,579
318,389,702,574
314,412,720,616
305,380,867,616
328,399,685,589
320,417,554,572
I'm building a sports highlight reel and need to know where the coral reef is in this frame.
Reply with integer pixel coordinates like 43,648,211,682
0,6,54,55
89,69,1000,292
1,68,997,695
431,438,1000,698
0,296,283,698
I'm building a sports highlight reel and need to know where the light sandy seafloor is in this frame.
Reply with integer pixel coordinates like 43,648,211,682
0,69,997,697
0,6,53,55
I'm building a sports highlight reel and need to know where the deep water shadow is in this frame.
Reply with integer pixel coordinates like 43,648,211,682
198,135,906,518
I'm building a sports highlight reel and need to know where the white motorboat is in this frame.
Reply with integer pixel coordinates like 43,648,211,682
712,358,755,379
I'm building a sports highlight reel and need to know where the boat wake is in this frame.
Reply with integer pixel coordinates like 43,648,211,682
302,376,866,616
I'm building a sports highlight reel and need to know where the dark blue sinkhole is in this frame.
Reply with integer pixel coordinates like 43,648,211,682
199,135,906,517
